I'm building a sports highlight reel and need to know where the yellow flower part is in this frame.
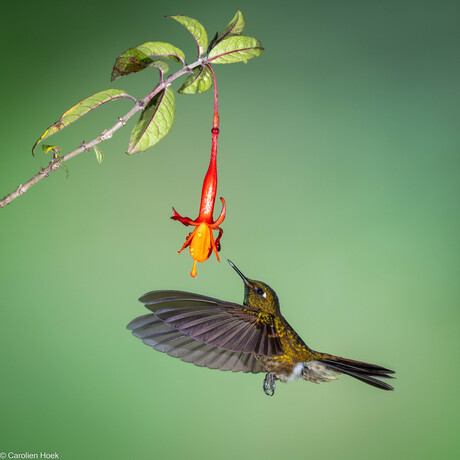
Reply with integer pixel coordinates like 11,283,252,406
178,222,220,278
189,222,214,263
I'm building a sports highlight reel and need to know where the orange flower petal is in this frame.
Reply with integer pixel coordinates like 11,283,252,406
189,222,212,263
177,227,198,254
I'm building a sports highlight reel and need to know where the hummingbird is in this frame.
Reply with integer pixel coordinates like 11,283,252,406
127,260,394,395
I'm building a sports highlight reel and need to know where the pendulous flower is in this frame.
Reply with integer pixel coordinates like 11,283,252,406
172,96,226,277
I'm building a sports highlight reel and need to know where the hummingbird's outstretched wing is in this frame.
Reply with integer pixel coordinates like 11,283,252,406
127,313,265,373
127,290,284,371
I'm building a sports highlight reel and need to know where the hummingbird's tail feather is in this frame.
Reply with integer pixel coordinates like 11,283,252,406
319,356,395,391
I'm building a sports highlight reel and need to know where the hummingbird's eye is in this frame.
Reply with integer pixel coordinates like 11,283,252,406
256,288,265,296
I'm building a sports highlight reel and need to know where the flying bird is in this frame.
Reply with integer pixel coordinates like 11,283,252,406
127,260,394,395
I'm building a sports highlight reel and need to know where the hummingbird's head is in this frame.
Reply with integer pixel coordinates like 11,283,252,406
228,260,280,314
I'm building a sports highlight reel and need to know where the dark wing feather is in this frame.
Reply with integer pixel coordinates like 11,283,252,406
139,290,224,305
127,313,265,373
136,290,284,357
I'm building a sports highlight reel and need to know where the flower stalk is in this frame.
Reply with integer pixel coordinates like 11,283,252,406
171,64,226,278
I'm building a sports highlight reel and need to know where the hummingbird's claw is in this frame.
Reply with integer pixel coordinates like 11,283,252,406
263,372,277,396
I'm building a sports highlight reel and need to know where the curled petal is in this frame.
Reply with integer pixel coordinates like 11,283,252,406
214,226,223,252
171,207,199,226
209,229,220,262
210,197,226,228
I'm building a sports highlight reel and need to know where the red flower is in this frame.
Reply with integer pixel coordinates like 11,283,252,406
172,110,226,278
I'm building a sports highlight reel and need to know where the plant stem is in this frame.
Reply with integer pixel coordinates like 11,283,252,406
0,58,205,208
207,64,219,129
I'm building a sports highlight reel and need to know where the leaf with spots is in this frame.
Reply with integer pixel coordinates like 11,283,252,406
111,48,154,82
178,66,213,94
111,47,170,82
32,89,132,155
168,15,208,58
127,88,175,155
208,36,263,64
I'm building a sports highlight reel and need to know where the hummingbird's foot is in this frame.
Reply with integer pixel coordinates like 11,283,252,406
263,372,277,396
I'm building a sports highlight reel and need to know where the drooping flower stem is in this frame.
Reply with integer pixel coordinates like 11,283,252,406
171,63,226,278
210,64,219,130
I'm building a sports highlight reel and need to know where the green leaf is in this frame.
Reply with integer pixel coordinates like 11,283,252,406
178,66,213,94
149,59,169,76
207,36,263,64
168,15,208,58
136,42,185,64
208,32,218,53
94,145,104,164
33,89,131,155
127,88,175,155
42,144,62,155
208,10,246,52
111,48,154,82
110,45,169,81
217,10,246,43
60,163,70,179
111,43,182,81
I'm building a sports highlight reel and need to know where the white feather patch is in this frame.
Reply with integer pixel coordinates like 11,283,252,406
279,363,305,382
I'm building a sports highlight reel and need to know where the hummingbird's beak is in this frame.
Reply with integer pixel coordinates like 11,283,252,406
227,260,250,286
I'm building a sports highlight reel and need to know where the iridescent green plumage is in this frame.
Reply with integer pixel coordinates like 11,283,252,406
127,260,395,395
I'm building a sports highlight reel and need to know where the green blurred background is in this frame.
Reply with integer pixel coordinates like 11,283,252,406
1,0,459,458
